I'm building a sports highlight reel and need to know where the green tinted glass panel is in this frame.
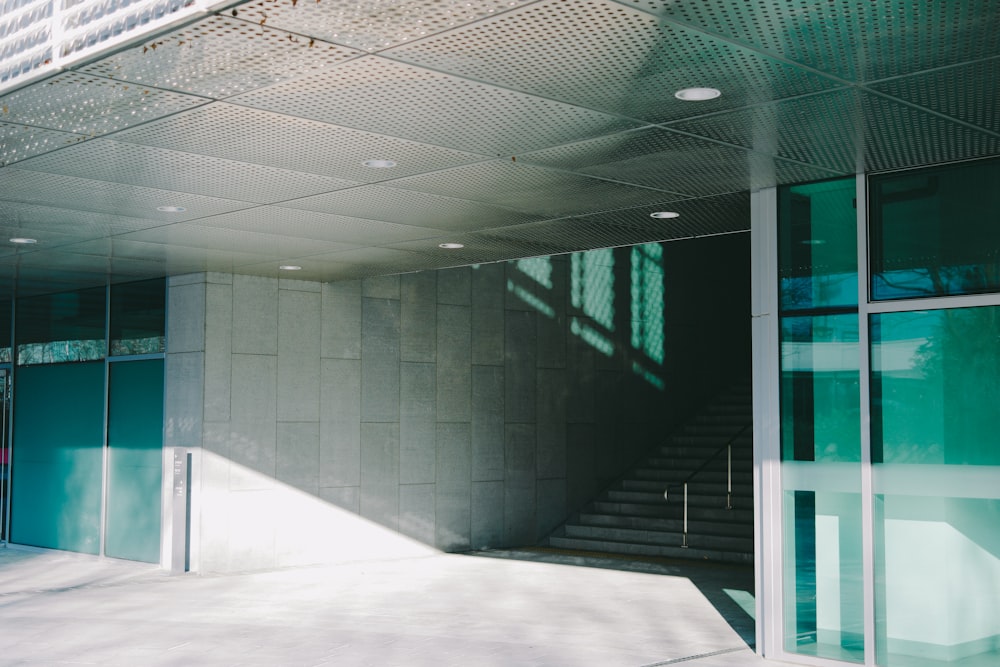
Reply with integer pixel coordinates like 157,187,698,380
10,362,105,554
0,300,10,363
875,494,1000,666
871,307,1000,465
105,359,163,563
109,279,165,356
781,314,861,461
15,287,106,365
783,490,864,663
870,157,1000,300
779,177,858,311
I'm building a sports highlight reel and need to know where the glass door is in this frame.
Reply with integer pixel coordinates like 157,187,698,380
0,369,9,543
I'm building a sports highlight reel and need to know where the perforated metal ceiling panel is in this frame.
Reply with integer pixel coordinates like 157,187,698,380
229,56,642,155
383,0,840,123
228,0,536,52
653,0,1000,83
19,139,362,202
80,14,362,99
389,161,685,217
112,102,486,179
0,0,996,295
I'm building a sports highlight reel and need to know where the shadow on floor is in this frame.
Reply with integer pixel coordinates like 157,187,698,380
467,547,756,650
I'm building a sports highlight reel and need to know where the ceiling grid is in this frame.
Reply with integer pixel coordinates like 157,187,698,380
0,0,995,294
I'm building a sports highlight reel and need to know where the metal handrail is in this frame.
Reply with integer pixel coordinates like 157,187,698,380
663,423,751,548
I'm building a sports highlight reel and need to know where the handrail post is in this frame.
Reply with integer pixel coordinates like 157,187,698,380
681,482,688,548
726,443,733,510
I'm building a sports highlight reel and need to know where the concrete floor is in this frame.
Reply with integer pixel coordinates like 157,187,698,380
0,545,765,666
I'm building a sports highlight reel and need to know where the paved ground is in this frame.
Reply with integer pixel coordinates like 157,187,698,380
0,545,765,666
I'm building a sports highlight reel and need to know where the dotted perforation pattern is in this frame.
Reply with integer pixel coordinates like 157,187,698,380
111,102,487,180
519,127,763,196
19,138,363,203
229,55,642,155
279,183,545,232
0,167,257,221
859,92,1000,173
228,0,537,53
191,205,451,245
120,221,357,257
0,120,82,165
388,160,686,218
0,199,174,236
384,0,840,124
0,71,205,135
79,14,362,99
871,57,1000,137
667,88,864,173
655,0,1000,83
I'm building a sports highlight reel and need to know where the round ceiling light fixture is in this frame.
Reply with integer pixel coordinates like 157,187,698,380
9,237,37,244
157,205,186,212
363,159,397,168
650,211,680,219
674,87,721,101
439,242,464,249
279,264,303,271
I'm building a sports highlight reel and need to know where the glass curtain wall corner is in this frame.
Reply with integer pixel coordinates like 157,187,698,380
771,156,1000,667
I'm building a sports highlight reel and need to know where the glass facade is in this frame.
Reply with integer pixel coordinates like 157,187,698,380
4,279,166,562
767,158,1000,667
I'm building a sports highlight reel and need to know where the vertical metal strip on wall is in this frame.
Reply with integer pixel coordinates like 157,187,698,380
750,187,782,658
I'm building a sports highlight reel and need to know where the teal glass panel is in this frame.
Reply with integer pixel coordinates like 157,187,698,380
105,359,163,563
783,489,864,663
10,362,105,554
779,177,858,312
875,494,1000,666
15,287,106,365
780,314,861,461
109,279,165,356
871,306,1000,465
0,299,10,363
870,157,1000,300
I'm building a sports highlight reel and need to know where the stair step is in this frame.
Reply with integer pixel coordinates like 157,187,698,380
628,468,753,483
564,524,754,552
547,535,753,564
606,489,752,506
577,512,753,538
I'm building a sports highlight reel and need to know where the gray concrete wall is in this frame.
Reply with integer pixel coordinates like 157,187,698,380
165,238,749,572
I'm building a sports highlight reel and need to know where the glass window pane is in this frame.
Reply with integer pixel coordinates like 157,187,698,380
10,362,105,554
871,306,1000,465
783,490,865,663
105,359,163,563
0,300,10,363
781,314,861,462
870,157,1000,300
779,177,858,311
875,494,1000,666
15,287,106,365
109,278,165,356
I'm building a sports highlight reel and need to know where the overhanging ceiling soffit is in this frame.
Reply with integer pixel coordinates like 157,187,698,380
0,0,997,295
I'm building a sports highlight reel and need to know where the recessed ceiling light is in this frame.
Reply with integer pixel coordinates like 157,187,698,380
674,87,721,101
363,159,397,168
9,237,37,244
650,211,680,219
439,242,464,249
156,205,186,212
279,264,302,271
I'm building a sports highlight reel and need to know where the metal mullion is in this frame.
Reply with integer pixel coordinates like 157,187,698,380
866,292,1000,314
750,187,782,658
856,173,876,667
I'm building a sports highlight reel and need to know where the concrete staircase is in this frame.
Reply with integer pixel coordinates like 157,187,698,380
546,382,753,564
